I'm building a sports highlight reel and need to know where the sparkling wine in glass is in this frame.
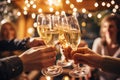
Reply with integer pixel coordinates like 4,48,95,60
66,15,89,78
37,14,63,77
56,12,74,67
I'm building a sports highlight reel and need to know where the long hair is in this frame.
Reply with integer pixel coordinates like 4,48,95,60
100,14,120,46
0,22,17,40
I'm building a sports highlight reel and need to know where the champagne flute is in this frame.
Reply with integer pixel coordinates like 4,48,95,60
37,14,63,77
56,12,74,67
66,15,89,78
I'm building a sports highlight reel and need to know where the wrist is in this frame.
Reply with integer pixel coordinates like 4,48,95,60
18,55,26,71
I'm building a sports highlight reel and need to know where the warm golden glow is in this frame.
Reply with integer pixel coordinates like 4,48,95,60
23,10,28,15
38,8,42,13
66,0,70,4
76,0,83,3
17,12,21,16
73,8,77,12
112,8,117,13
55,11,60,15
46,76,51,80
63,76,70,80
106,3,110,7
82,8,86,13
31,13,36,19
32,4,37,8
70,4,74,9
115,5,119,9
81,22,86,27
111,0,115,4
49,7,54,12
88,13,92,18
94,2,99,7
97,14,102,18
102,2,105,6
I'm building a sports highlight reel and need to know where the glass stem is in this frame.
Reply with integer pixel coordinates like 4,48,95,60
76,63,80,69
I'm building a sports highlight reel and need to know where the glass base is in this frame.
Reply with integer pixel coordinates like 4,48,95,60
41,65,63,77
69,65,90,78
57,60,74,67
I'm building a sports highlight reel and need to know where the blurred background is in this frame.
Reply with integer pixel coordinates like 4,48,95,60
0,0,120,48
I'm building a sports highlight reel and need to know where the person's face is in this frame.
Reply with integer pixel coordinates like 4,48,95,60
2,24,16,40
101,20,118,39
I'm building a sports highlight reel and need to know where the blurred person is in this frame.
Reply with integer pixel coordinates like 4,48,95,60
0,22,16,41
0,45,57,80
92,14,120,80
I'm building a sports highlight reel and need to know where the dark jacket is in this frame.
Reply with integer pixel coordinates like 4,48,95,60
0,56,23,80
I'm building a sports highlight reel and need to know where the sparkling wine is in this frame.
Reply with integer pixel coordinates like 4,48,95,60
64,29,81,49
37,25,59,45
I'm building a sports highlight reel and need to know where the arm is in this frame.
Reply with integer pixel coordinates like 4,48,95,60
0,37,45,51
0,45,56,80
71,47,120,74
0,56,23,80
101,56,120,74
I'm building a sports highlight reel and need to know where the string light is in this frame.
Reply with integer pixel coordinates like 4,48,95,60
61,11,65,15
76,0,83,3
17,12,21,16
26,3,30,7
23,10,28,15
101,2,106,6
38,8,42,13
115,5,119,9
33,22,37,28
106,3,110,8
82,8,86,13
66,0,70,4
73,8,77,12
88,13,92,18
111,0,115,5
27,27,35,35
72,12,77,16
25,0,28,4
30,0,34,5
55,11,60,15
7,0,11,3
24,6,27,10
81,22,86,27
112,8,117,13
32,4,36,8
94,2,99,7
63,76,70,80
70,4,74,9
49,7,54,12
31,13,36,19
97,14,102,18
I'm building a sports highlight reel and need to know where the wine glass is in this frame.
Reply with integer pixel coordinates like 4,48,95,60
37,14,63,77
56,12,74,67
66,15,90,78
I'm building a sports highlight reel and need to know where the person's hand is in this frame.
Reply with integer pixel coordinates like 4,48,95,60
63,46,72,61
72,47,103,68
78,40,88,47
26,37,45,48
19,45,57,71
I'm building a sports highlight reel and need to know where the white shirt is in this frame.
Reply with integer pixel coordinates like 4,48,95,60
92,38,120,80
